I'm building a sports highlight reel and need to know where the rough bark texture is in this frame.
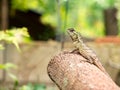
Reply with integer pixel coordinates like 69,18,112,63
104,8,118,35
47,51,120,90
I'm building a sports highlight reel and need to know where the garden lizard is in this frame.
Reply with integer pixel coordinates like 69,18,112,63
67,28,108,75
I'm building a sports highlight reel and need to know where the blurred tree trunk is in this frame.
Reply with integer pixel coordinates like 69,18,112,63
1,0,9,30
104,8,118,36
0,0,1,30
0,0,9,82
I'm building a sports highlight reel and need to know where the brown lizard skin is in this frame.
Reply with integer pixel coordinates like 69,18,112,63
67,28,109,76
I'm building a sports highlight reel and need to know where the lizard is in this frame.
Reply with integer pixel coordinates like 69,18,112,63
67,28,109,75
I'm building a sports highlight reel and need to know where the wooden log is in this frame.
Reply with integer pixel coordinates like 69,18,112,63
47,51,120,90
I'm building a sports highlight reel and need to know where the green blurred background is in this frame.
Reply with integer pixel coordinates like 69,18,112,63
0,0,120,90
1,0,120,40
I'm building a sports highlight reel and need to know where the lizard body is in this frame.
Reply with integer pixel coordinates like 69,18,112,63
67,28,108,75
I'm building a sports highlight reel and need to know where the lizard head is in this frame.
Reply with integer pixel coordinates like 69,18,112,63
67,28,79,42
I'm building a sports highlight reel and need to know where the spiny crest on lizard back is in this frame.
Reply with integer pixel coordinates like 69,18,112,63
67,28,82,42
67,28,109,76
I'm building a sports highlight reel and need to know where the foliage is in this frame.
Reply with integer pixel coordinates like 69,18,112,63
19,83,46,90
11,0,39,11
0,63,16,70
96,0,116,9
10,0,120,37
0,63,17,82
0,27,50,89
0,63,18,90
115,0,120,35
0,27,31,90
0,27,31,51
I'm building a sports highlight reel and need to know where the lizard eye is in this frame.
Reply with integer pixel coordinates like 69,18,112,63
68,28,75,32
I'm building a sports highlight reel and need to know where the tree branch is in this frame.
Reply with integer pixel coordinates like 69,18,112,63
47,51,120,90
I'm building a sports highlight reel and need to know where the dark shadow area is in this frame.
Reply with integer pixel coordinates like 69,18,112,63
9,10,55,40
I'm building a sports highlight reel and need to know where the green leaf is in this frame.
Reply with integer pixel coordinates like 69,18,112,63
0,63,17,70
0,64,6,69
12,40,21,52
19,85,32,90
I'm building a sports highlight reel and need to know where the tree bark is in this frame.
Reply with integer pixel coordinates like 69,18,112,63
47,51,120,90
104,8,118,36
1,0,9,30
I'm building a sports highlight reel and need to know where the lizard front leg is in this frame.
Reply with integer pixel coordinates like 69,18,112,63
71,48,79,54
